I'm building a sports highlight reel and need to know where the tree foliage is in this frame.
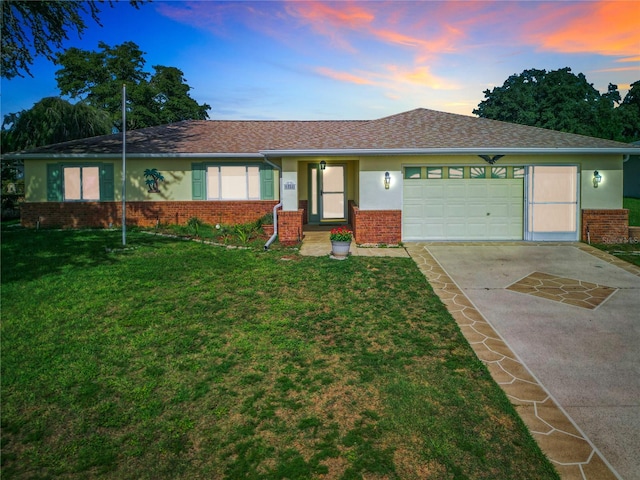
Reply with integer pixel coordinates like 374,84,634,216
473,67,639,142
55,41,211,131
1,0,144,79
1,97,113,153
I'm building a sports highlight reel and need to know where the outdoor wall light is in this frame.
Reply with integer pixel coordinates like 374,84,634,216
593,170,602,188
320,160,326,170
384,171,391,189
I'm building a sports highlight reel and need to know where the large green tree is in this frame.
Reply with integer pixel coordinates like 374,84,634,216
1,0,145,79
1,97,112,153
473,67,638,142
618,80,640,142
55,41,211,131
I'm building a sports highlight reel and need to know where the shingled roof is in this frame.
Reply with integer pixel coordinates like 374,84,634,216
8,108,639,157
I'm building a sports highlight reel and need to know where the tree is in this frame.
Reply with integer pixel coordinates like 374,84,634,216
1,97,112,153
618,81,640,142
55,41,211,131
1,0,145,79
473,67,636,141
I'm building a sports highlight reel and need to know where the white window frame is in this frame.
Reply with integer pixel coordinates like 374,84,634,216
63,166,100,201
206,165,261,200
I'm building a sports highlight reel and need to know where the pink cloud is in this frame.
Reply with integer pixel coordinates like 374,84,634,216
315,67,376,85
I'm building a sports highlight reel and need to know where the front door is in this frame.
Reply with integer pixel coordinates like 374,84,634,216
308,164,346,223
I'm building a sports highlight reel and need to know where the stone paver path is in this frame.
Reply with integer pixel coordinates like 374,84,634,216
405,243,622,480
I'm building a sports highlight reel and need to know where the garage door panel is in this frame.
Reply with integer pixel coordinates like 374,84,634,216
403,178,523,241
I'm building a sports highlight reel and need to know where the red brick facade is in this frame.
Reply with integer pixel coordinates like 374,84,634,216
21,201,278,229
351,205,402,245
277,209,304,245
581,209,629,244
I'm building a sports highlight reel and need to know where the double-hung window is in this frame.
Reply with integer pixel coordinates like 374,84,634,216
47,163,114,202
64,166,100,201
206,165,260,200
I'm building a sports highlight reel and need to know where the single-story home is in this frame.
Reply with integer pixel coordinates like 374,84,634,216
6,108,639,245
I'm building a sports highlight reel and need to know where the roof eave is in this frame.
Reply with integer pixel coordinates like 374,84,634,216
261,147,640,157
2,152,265,160
5,147,638,160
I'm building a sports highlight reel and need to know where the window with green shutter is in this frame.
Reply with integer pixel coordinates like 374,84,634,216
193,162,276,200
47,163,114,201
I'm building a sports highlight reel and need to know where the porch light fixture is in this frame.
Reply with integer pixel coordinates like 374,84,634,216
320,160,326,170
384,171,391,190
593,170,602,188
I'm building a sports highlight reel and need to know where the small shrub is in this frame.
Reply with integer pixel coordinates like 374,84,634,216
233,222,259,244
187,217,204,237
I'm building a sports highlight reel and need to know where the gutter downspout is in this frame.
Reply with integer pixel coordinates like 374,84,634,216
263,157,282,250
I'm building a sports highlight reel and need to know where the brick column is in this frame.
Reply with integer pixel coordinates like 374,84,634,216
277,209,304,245
582,209,629,243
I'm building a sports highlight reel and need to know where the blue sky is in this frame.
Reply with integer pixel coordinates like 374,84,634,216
2,0,639,121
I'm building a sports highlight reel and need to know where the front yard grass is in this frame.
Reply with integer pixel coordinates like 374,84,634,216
591,197,640,266
1,228,559,479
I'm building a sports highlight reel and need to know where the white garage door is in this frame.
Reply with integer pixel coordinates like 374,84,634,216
403,178,524,241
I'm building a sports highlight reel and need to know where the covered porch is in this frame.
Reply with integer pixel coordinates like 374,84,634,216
276,157,402,246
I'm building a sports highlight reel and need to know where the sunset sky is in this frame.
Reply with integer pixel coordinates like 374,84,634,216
2,0,639,121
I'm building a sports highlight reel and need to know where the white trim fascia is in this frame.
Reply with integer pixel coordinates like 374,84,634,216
260,147,640,157
6,147,639,161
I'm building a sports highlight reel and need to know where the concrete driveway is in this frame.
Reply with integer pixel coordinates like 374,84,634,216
406,243,640,480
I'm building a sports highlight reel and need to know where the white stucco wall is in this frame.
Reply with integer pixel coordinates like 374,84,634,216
358,170,402,210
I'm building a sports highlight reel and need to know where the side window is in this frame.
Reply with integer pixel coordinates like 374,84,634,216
47,163,113,201
470,167,486,178
404,167,421,179
194,163,272,200
448,167,464,179
64,166,100,201
427,167,443,179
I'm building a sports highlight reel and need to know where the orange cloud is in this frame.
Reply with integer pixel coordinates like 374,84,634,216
316,64,458,92
384,65,459,90
525,1,640,57
315,67,375,85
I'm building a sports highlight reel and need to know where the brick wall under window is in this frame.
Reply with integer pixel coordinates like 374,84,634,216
21,201,278,229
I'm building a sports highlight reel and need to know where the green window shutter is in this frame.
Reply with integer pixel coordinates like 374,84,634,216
192,163,205,200
47,164,62,201
100,164,115,201
260,165,274,200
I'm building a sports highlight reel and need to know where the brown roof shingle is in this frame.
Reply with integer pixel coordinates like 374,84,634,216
9,108,638,156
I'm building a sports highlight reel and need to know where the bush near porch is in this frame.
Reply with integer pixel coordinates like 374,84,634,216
1,227,559,479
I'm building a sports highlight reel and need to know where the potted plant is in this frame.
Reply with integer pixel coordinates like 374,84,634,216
329,226,353,257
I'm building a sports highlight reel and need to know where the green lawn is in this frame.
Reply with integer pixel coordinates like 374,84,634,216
625,197,640,226
592,197,640,266
1,228,559,479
